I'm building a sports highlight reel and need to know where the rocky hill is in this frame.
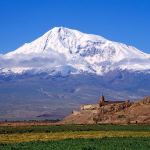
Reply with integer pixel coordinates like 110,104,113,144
62,96,150,124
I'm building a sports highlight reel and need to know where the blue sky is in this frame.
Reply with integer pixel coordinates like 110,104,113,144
0,0,150,54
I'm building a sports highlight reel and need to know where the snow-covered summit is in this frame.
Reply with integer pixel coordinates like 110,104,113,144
2,27,150,75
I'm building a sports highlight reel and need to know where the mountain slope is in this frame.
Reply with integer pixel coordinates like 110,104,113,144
1,27,150,75
0,27,150,121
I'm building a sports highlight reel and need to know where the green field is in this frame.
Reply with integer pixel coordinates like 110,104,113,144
0,124,150,150
1,137,150,150
1,124,150,134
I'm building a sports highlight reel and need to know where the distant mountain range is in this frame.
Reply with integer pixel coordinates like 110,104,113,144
0,27,150,121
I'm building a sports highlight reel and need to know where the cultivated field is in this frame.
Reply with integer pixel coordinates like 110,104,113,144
0,124,150,149
1,137,150,150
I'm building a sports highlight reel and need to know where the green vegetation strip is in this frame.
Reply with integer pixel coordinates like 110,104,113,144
1,124,150,134
0,131,150,143
1,137,150,150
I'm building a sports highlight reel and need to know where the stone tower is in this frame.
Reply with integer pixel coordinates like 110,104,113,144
99,94,105,107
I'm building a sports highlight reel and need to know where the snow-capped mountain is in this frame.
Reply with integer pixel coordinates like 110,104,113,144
0,27,150,120
1,27,150,75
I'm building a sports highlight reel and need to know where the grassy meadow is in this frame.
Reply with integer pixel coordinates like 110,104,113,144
1,124,150,134
1,137,150,150
0,124,150,149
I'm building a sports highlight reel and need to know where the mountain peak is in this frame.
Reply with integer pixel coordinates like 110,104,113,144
49,26,106,40
51,26,70,32
2,27,150,75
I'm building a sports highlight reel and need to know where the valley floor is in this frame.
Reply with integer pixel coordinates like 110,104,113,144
1,131,150,143
0,124,150,149
1,137,150,150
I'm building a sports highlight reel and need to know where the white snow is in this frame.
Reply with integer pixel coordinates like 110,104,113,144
1,27,150,75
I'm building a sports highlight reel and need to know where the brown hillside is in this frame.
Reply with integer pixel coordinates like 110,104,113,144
62,96,150,124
